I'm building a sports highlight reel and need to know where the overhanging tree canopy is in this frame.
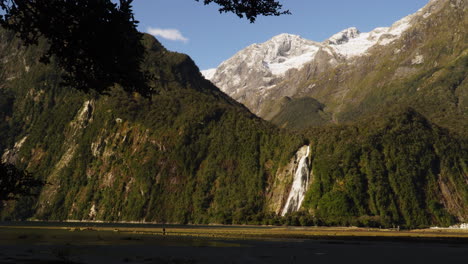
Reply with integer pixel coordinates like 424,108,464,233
0,0,148,96
0,0,289,95
196,0,290,22
0,163,44,201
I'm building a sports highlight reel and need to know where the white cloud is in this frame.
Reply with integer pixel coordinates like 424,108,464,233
147,27,188,43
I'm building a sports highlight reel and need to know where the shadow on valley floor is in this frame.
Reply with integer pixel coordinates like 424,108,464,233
1,224,468,264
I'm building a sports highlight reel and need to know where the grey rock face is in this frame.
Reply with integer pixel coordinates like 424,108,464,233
325,27,360,45
203,0,455,121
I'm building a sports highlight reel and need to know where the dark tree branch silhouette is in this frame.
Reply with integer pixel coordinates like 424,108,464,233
0,0,288,95
196,0,290,22
0,163,44,201
0,0,149,96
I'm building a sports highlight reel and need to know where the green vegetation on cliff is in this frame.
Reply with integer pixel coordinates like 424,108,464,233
0,1,466,228
303,108,467,228
0,28,302,223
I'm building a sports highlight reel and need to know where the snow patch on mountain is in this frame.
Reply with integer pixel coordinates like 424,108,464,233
327,15,412,58
205,33,323,97
268,46,320,75
411,54,424,65
326,27,360,45
247,34,322,76
201,0,440,115
205,13,415,82
201,68,216,80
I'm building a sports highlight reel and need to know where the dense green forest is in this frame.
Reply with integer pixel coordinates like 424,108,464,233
0,11,467,228
0,28,303,223
303,108,467,228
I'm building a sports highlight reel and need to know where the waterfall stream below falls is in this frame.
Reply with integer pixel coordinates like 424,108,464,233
281,145,310,216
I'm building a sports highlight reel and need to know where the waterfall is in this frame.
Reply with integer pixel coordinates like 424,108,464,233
281,145,310,216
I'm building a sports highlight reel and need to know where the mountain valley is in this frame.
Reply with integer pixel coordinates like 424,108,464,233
203,0,467,135
0,0,466,229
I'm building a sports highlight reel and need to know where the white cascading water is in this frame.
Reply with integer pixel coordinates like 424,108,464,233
281,146,310,216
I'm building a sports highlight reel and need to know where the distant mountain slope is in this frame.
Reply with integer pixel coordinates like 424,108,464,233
0,1,466,228
202,33,323,114
0,28,303,223
204,0,467,135
202,2,423,113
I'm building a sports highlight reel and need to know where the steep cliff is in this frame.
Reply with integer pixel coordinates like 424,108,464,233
0,28,303,223
0,2,466,228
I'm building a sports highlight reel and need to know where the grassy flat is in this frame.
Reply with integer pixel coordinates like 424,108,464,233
2,224,468,242
2,224,468,264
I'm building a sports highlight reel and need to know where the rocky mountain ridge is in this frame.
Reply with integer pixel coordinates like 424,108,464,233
201,2,420,112
201,34,322,112
202,0,465,133
0,0,466,228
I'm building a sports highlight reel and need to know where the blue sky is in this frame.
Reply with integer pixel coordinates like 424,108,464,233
132,0,429,70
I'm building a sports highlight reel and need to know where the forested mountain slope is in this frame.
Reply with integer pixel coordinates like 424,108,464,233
0,9,466,228
0,28,302,223
205,0,467,135
302,109,468,228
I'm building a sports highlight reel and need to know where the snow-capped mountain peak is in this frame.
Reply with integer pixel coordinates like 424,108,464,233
202,34,321,81
203,33,323,99
325,15,413,59
259,34,322,75
203,16,416,84
200,0,445,115
326,27,361,45
201,68,216,80
214,33,322,76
